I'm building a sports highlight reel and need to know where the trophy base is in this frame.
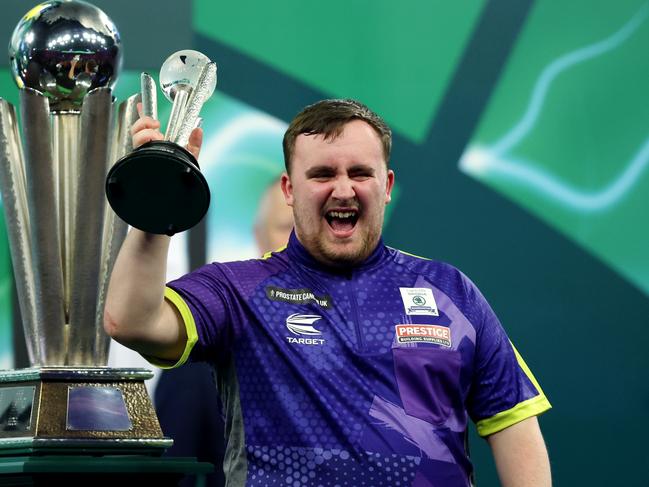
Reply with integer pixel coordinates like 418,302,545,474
0,367,172,456
106,140,210,235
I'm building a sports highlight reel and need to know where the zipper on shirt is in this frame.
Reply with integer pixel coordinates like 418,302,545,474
347,271,365,352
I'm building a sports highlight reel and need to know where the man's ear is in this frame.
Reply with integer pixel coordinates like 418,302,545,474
385,169,395,204
280,172,294,206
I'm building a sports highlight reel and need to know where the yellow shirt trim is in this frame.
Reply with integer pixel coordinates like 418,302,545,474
476,393,551,437
389,247,431,261
476,341,552,437
141,287,199,369
510,342,547,397
262,244,287,260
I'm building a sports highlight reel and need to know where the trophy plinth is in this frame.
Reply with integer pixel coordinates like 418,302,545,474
0,368,171,456
106,140,210,236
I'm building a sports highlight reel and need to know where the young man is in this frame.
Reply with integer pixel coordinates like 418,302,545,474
105,99,552,486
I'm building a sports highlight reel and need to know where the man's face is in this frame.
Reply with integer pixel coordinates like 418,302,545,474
281,120,394,267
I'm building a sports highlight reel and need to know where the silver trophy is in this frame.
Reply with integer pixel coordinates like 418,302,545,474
106,49,217,236
0,1,169,454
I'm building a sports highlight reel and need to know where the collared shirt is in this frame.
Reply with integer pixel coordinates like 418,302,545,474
160,231,550,486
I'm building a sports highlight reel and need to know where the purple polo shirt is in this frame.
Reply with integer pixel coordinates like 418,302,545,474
163,231,550,486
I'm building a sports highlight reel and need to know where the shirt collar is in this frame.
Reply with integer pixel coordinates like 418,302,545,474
285,230,388,274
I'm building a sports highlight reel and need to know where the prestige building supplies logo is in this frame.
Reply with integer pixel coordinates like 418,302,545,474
395,325,451,347
285,314,325,346
266,286,332,309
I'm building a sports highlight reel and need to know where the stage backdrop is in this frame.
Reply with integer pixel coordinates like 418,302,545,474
1,1,648,485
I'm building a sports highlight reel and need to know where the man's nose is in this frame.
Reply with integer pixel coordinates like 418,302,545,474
331,177,355,200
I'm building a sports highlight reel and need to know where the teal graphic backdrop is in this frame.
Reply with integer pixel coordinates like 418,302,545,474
461,0,649,295
193,0,485,144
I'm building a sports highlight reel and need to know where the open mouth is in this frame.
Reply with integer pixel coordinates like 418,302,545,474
325,209,359,234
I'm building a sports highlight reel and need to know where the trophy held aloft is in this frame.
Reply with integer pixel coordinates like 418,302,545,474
106,50,216,236
0,0,171,455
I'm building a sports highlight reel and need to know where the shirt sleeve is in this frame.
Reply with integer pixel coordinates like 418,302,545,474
462,276,551,437
146,262,238,369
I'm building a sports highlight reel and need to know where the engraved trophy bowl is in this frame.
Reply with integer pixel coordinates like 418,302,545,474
0,0,170,455
106,49,216,236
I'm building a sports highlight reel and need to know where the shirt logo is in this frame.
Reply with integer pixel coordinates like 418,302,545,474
395,324,451,347
266,286,332,309
399,287,439,316
286,313,322,335
285,314,325,346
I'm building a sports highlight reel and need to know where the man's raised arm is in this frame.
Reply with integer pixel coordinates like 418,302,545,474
103,108,203,363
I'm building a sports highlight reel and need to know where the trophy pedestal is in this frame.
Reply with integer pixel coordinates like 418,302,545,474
0,368,171,456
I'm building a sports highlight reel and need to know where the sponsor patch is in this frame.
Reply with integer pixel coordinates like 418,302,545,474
399,287,439,316
266,286,332,309
395,324,451,347
285,313,325,346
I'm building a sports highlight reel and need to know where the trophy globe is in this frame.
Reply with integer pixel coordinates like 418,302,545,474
9,0,122,109
106,49,216,236
159,50,214,101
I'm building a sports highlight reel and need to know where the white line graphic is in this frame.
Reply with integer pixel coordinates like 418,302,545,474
460,4,649,212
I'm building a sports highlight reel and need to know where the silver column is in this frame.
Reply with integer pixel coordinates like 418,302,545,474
52,111,80,331
67,87,114,365
20,89,67,365
0,99,39,365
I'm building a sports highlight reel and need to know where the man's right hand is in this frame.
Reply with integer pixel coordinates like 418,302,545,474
131,102,164,148
131,102,203,159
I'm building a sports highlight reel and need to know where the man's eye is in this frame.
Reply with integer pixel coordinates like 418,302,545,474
309,172,335,180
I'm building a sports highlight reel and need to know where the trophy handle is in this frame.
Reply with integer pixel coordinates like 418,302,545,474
173,62,216,147
140,72,157,120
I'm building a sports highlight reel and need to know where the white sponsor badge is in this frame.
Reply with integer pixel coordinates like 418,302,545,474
399,287,439,316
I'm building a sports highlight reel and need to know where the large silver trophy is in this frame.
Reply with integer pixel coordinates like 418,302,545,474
0,1,169,454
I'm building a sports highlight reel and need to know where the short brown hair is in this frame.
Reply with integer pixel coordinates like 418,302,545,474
282,99,392,173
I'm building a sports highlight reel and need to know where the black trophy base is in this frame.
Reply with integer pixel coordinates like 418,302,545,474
0,455,213,486
106,140,210,235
